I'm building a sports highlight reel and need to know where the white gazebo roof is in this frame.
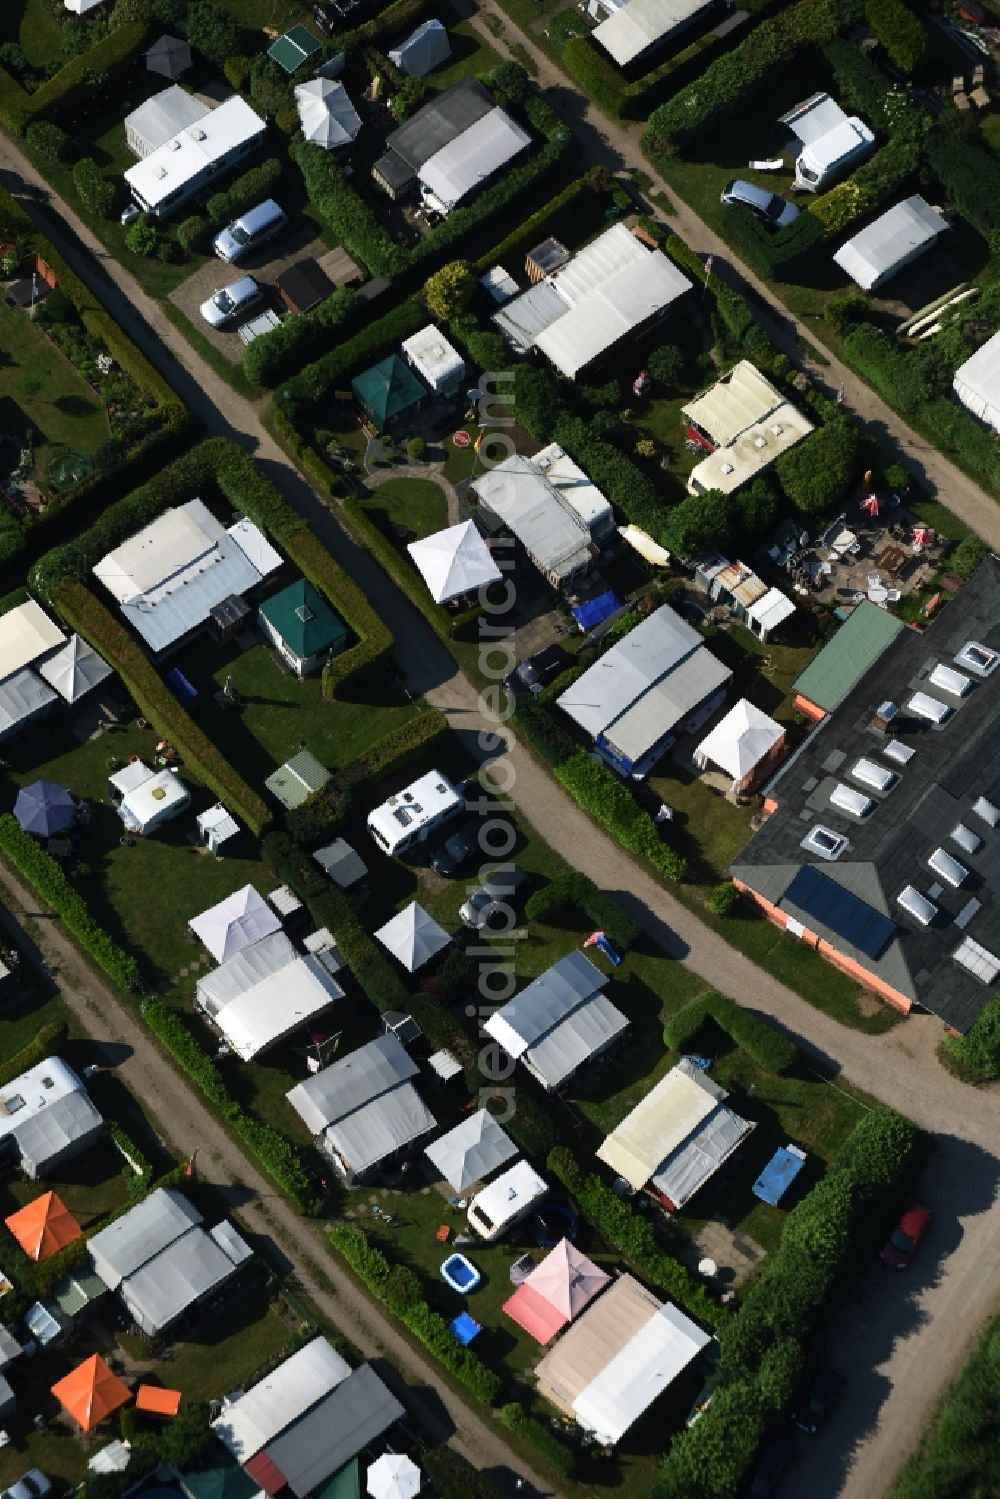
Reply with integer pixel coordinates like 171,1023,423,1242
189,885,282,963
694,699,784,781
37,633,112,704
375,902,450,971
367,1452,421,1499
408,521,501,603
423,1108,518,1192
295,78,362,149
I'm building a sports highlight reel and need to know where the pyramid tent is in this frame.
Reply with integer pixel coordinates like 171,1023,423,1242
424,1108,517,1192
145,34,192,78
526,1237,610,1320
375,902,450,972
408,521,502,603
694,698,784,783
295,78,362,150
189,885,282,964
13,779,77,836
51,1353,131,1432
38,633,113,704
389,18,451,77
367,1453,421,1499
5,1192,83,1262
351,355,426,430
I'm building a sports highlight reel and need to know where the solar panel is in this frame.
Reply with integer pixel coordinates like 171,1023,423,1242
782,866,895,959
953,935,1000,984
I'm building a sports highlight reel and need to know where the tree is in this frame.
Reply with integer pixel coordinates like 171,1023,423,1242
582,164,615,194
647,342,686,388
25,121,69,162
635,438,656,459
950,535,988,581
393,76,427,120
405,436,425,461
823,287,869,336
662,487,736,557
708,882,740,917
775,418,860,515
422,260,476,321
186,1,240,67
247,54,294,119
512,364,560,442
487,61,530,106
124,216,158,258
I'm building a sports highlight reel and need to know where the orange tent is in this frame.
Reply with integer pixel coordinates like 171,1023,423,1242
135,1385,182,1417
5,1192,82,1261
51,1354,131,1433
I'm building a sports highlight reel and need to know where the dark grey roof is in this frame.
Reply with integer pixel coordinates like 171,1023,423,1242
262,1364,404,1497
373,150,415,192
732,556,1000,1032
383,77,494,169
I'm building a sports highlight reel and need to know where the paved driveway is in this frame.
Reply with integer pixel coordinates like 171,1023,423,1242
168,224,331,360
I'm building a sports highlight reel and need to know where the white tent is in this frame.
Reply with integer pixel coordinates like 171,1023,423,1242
694,699,784,784
37,633,112,704
832,195,947,292
572,1302,711,1444
118,767,189,835
375,902,450,971
189,885,282,964
419,107,531,212
295,79,362,150
408,521,501,603
388,18,451,77
64,0,104,12
367,1453,421,1499
954,330,1000,433
424,1109,518,1192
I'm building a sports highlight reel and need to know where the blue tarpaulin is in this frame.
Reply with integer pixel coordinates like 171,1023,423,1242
572,591,621,631
165,667,197,703
752,1144,807,1206
449,1312,482,1346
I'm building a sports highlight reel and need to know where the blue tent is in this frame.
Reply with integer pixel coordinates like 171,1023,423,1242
752,1145,807,1206
572,591,621,632
13,780,77,837
449,1312,482,1346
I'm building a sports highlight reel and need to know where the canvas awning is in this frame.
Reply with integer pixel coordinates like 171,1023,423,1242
504,1237,609,1343
408,522,501,603
51,1353,131,1433
694,699,784,782
572,1302,710,1444
596,1059,728,1190
295,79,362,150
38,633,112,703
189,885,282,964
375,902,450,971
5,1192,82,1261
424,1109,517,1191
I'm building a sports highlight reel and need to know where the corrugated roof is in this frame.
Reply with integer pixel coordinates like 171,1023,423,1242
286,1034,418,1136
473,457,595,581
558,604,701,736
384,77,493,169
212,1337,351,1460
792,602,905,712
594,0,712,67
262,1365,404,1498
596,1059,728,1189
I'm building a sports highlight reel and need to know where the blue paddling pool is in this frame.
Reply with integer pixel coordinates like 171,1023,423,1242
441,1252,481,1293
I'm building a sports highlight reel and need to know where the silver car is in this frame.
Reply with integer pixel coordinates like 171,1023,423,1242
459,867,526,930
199,275,264,328
720,178,800,229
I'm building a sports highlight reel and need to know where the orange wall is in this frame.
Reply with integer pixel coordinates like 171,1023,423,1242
794,694,828,723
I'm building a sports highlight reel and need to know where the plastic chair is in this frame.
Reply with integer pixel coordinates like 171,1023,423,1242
435,1225,450,1243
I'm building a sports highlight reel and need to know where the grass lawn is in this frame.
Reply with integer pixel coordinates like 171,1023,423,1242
1,1137,133,1236
430,15,504,91
3,717,273,984
0,303,108,473
2,0,66,69
216,0,308,27
360,477,449,542
147,1281,297,1401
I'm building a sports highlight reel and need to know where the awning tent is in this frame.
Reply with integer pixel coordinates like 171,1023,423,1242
352,354,426,430
596,1058,728,1190
189,885,282,964
13,780,76,837
366,1453,421,1499
572,1302,710,1444
145,34,192,78
833,195,947,292
650,1105,754,1210
694,699,784,784
135,1384,182,1416
408,521,501,603
38,633,112,704
5,1192,82,1261
63,0,104,11
0,669,56,742
388,18,451,76
423,1108,518,1192
375,902,450,971
419,107,531,211
504,1237,609,1343
295,79,362,150
268,24,322,74
51,1353,131,1433
746,588,796,641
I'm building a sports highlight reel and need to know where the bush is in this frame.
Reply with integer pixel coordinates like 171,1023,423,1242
406,435,426,461
72,157,116,218
925,131,1000,238
708,882,741,918
185,1,240,67
824,288,870,335
0,1022,68,1088
524,870,639,949
290,139,406,280
0,815,139,987
25,120,69,161
223,53,250,93
943,994,1000,1082
775,417,860,514
240,285,356,387
548,1147,725,1327
330,1225,502,1403
423,260,476,321
556,749,689,882
949,535,989,581
664,991,800,1073
864,0,928,75
124,216,158,257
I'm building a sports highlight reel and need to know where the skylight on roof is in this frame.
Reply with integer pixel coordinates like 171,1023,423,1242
295,604,314,623
801,825,847,860
929,663,972,697
951,823,982,855
955,641,999,677
851,758,895,793
830,783,873,818
927,847,968,888
907,692,951,724
882,739,915,765
972,796,1000,827
896,885,937,926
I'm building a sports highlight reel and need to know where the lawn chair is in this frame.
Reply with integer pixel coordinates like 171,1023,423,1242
435,1224,450,1244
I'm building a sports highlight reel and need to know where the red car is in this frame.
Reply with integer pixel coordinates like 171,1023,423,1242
880,1203,933,1269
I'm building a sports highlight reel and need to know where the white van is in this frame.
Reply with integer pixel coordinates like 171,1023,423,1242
212,199,287,263
467,1160,548,1242
367,770,463,857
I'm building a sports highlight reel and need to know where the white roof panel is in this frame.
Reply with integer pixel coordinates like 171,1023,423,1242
695,698,783,781
125,86,209,155
907,690,951,724
388,17,452,76
213,953,343,1062
408,521,501,603
0,668,56,741
536,249,692,379
0,600,65,678
954,330,1000,432
572,1302,710,1444
37,633,112,704
424,1109,518,1192
295,78,362,149
93,499,222,603
524,991,630,1090
596,1059,727,1190
286,1034,418,1136
484,950,606,1057
746,587,797,633
402,324,465,389
651,1104,754,1209
833,196,945,291
557,604,701,737
212,1337,351,1460
324,1082,436,1176
227,518,283,577
419,107,531,209
594,0,712,65
469,1159,547,1226
830,783,874,817
681,360,784,448
473,457,595,582
197,931,297,1016
189,885,283,964
125,95,266,211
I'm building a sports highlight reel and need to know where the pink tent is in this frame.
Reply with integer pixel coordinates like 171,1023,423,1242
527,1238,610,1320
861,494,881,516
503,1283,568,1345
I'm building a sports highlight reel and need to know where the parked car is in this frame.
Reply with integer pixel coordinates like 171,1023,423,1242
459,866,527,929
721,179,800,229
212,199,287,263
880,1203,933,1269
199,276,264,328
505,644,572,696
748,1439,793,1496
793,1367,845,1433
430,817,483,877
3,1472,52,1499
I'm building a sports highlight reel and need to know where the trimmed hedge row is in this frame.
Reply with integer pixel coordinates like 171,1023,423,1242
290,139,405,281
0,1021,68,1088
475,177,592,272
56,579,272,835
330,1224,502,1403
524,869,639,951
240,287,356,388
176,158,285,255
0,21,149,134
108,1121,154,1198
664,991,799,1073
0,814,140,988
643,0,841,157
143,1000,319,1213
556,749,688,882
925,130,1000,238
563,20,738,122
548,1146,725,1328
864,0,928,75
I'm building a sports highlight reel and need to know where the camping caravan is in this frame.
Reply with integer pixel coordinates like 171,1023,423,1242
467,1160,548,1242
780,92,875,192
366,770,463,857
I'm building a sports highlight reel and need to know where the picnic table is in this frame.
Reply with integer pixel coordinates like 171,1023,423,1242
874,543,909,577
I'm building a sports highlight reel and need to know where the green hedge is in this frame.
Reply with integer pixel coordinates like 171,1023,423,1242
0,1021,68,1088
863,0,928,75
943,993,1000,1083
553,414,669,549
0,814,140,988
774,417,861,515
0,21,149,133
290,139,406,280
563,21,736,122
547,1146,725,1327
173,157,284,254
330,1224,502,1403
643,0,841,158
556,749,688,881
925,131,1000,238
524,869,639,950
108,1121,154,1198
240,288,356,388
663,991,799,1073
143,1000,318,1212
475,177,594,271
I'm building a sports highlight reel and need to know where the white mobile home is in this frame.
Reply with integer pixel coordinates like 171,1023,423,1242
467,1159,548,1241
779,92,875,191
124,95,267,219
366,769,463,856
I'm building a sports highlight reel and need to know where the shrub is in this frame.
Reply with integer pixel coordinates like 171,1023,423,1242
0,816,139,988
864,0,928,75
824,288,870,335
124,216,158,257
406,435,426,461
949,535,989,581
524,870,640,949
0,1022,68,1088
775,417,861,514
925,131,1000,238
943,994,1000,1082
708,882,741,918
185,1,240,67
423,260,476,321
72,157,116,218
664,991,799,1073
239,285,356,387
176,214,205,253
290,139,406,280
223,54,250,93
555,750,688,881
487,61,531,106
25,120,69,161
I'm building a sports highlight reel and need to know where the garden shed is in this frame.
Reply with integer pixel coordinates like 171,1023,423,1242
264,749,330,809
388,18,452,76
259,580,347,677
351,354,426,431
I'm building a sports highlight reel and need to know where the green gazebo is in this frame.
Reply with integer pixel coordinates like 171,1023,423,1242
351,354,426,432
258,579,347,677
